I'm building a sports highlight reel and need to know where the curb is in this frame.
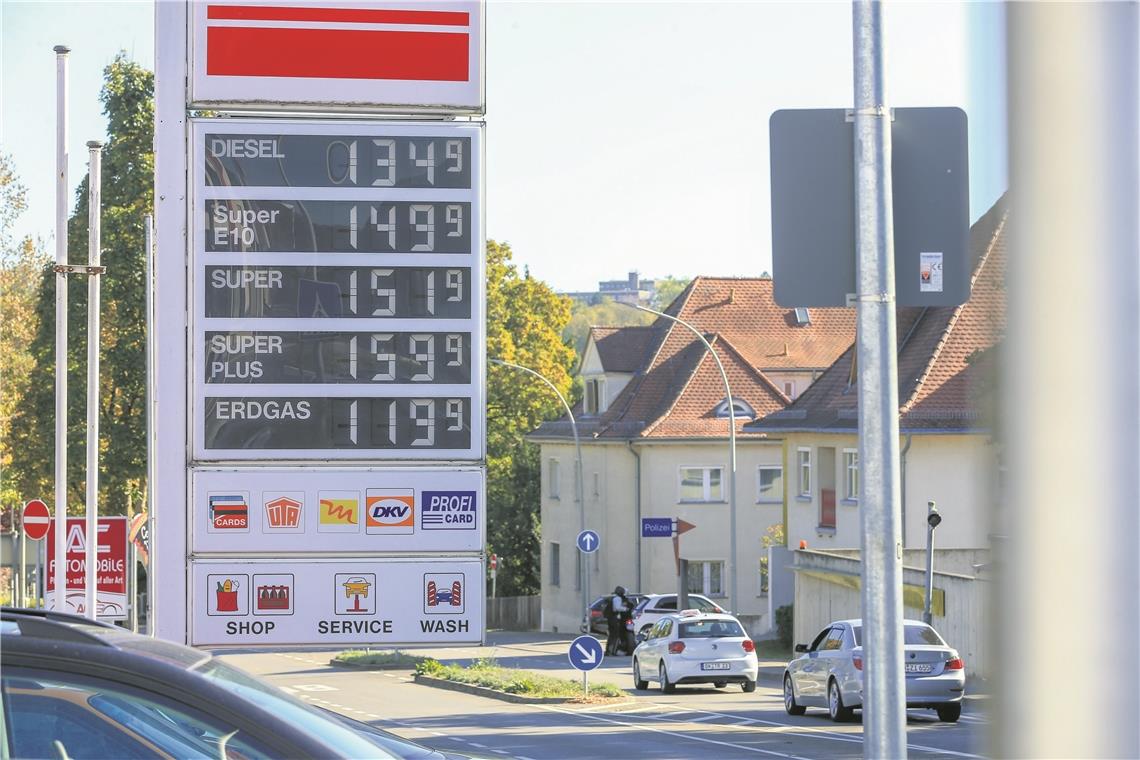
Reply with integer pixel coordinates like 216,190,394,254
413,674,632,706
329,659,421,670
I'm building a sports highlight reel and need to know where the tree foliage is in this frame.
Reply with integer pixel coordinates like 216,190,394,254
9,54,153,514
562,296,655,355
651,275,691,310
485,241,576,596
1,154,51,510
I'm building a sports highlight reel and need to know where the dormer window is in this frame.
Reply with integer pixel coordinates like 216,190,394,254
584,377,606,415
714,397,755,420
793,307,811,326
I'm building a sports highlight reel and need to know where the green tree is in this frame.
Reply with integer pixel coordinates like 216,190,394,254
562,296,655,355
651,275,691,310
486,241,576,596
0,154,52,510
10,54,153,515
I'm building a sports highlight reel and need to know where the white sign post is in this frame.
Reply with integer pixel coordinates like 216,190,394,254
155,0,486,646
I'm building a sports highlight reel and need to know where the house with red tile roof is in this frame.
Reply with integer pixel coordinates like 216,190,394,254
530,276,856,634
745,197,1007,555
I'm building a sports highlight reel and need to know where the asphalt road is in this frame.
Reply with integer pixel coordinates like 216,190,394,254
215,633,990,759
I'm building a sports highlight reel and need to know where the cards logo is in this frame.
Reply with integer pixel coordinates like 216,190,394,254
263,493,303,531
366,489,414,534
318,491,360,533
421,491,477,530
209,493,249,531
424,573,465,614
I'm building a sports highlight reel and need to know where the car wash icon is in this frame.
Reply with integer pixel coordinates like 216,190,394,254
424,573,465,614
334,573,376,615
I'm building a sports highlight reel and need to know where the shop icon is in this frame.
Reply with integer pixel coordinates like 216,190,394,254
207,574,249,616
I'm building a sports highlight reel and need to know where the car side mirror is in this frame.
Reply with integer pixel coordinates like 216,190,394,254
794,644,809,653
636,633,647,644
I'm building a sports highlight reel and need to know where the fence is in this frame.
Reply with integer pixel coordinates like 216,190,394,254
486,595,541,631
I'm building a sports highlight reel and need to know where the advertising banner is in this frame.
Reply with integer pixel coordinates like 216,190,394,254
46,516,130,621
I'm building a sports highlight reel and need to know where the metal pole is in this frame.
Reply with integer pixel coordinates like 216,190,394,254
84,141,104,620
627,303,737,615
18,528,26,607
489,359,586,628
923,501,937,625
144,213,154,634
53,44,70,615
128,540,138,632
852,2,906,756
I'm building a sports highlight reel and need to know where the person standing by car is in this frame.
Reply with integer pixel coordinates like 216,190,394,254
604,585,628,655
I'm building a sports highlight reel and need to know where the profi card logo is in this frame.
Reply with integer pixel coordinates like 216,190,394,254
365,489,414,534
209,493,249,531
421,490,477,530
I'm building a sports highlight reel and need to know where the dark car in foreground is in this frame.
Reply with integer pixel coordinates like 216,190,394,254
0,607,471,758
782,618,966,723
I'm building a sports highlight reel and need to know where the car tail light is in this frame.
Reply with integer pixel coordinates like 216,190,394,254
852,655,863,671
742,639,755,653
945,657,964,670
668,641,685,654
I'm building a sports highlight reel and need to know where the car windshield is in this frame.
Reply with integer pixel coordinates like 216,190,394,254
192,658,405,758
851,624,946,647
679,619,744,638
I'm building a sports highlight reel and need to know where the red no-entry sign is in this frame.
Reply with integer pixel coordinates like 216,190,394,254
22,499,50,541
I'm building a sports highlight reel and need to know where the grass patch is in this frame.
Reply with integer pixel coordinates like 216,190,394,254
754,639,793,662
333,650,427,668
416,656,625,700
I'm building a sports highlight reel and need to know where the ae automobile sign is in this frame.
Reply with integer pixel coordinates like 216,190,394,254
191,1,484,113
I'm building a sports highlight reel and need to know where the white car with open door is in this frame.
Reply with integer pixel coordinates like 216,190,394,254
632,610,758,694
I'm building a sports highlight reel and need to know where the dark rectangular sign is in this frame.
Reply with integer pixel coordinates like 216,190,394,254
204,265,471,319
205,134,473,189
206,199,472,254
205,331,473,384
203,396,471,450
641,518,673,538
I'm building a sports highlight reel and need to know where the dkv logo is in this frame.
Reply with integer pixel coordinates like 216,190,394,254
365,489,414,535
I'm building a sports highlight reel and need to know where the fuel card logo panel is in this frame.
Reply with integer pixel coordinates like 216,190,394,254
208,492,249,532
365,489,414,534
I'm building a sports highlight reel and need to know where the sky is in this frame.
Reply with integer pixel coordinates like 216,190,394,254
1,0,1007,293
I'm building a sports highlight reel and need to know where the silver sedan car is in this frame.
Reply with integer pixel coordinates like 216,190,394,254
782,618,965,722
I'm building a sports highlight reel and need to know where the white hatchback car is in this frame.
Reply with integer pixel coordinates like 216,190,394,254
631,593,726,640
632,610,758,693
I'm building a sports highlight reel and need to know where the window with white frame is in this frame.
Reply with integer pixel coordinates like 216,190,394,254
714,397,755,419
679,466,724,502
759,556,770,594
844,449,859,501
797,448,812,497
550,542,561,587
783,380,796,400
548,458,561,500
686,560,725,596
757,465,783,503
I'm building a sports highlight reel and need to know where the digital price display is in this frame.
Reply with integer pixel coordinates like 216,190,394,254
206,199,472,254
204,265,472,319
203,396,471,450
204,331,472,384
193,119,484,460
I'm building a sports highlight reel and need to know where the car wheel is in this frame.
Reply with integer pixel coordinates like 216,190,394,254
783,673,806,715
936,703,962,723
741,679,757,693
633,659,649,691
713,681,727,689
827,678,853,722
659,662,675,693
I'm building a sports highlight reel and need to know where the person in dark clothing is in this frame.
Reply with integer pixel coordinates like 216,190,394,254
604,585,629,656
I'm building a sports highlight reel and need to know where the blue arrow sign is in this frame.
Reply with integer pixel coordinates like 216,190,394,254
568,634,604,671
576,529,600,554
641,517,673,538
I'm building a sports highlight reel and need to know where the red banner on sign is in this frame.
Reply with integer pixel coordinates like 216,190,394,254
205,5,470,82
46,517,129,595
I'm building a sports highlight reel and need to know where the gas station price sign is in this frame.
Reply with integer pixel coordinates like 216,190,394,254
192,120,484,461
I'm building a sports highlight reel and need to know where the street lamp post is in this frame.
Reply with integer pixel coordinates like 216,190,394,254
489,359,588,631
623,304,738,617
924,500,941,625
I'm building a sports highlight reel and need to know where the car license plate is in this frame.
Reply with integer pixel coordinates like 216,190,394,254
905,663,933,673
701,662,731,671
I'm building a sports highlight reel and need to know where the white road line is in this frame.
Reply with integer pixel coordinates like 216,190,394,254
468,742,488,748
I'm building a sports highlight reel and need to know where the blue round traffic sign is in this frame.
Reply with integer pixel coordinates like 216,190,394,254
576,529,600,554
568,634,604,671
